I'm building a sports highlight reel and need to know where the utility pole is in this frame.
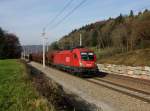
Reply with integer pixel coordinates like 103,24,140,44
42,28,46,68
23,46,25,59
45,38,49,52
80,33,82,46
47,42,49,52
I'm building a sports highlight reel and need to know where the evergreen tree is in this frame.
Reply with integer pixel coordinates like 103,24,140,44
144,9,149,13
115,14,124,24
129,10,134,17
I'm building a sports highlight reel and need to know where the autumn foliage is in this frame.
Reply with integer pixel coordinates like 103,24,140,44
52,10,150,53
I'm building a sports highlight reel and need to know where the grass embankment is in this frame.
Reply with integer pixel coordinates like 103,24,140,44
97,48,150,66
0,59,54,111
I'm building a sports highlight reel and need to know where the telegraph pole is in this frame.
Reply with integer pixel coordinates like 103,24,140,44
42,28,46,68
80,33,82,46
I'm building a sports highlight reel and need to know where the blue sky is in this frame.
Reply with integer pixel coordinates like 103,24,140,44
0,0,150,45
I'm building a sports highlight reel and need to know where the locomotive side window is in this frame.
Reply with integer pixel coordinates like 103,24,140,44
81,52,94,61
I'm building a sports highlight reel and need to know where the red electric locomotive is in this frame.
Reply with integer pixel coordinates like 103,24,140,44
47,47,98,73
30,47,98,74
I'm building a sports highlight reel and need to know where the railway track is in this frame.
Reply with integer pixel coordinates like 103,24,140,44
49,65,150,103
95,73,150,94
28,61,150,103
29,62,150,111
61,69,150,103
86,76,150,103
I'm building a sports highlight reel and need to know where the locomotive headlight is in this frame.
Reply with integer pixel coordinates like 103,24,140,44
79,61,83,67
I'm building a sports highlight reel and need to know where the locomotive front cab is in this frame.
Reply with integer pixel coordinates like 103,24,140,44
72,48,98,74
80,52,97,68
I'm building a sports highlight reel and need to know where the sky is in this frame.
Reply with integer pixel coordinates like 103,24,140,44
0,0,150,45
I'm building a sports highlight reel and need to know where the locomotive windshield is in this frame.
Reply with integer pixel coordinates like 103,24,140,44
81,52,94,61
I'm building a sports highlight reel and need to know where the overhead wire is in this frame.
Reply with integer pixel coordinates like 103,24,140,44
43,0,74,31
48,0,87,31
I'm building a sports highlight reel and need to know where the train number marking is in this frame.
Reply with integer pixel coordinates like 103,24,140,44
66,57,70,62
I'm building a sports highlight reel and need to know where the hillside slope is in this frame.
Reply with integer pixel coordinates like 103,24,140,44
98,48,150,66
49,9,150,52
48,10,150,66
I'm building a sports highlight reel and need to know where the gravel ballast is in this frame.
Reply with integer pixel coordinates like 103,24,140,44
28,62,150,111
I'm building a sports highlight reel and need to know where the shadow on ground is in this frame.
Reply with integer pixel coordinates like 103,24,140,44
27,64,102,111
82,71,108,78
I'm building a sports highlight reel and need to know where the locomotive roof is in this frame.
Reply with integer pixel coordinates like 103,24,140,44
53,48,93,55
74,48,93,52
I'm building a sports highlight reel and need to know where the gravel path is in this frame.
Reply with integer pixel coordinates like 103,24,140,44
29,62,150,111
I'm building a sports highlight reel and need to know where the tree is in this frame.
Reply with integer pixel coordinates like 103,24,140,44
100,20,115,48
0,28,5,57
144,9,149,13
115,14,124,24
0,27,4,37
91,30,98,46
49,41,59,51
131,20,150,49
111,23,131,52
1,33,22,58
97,30,105,48
0,27,22,59
129,10,134,17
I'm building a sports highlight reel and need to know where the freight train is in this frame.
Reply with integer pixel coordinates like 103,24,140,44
29,47,98,74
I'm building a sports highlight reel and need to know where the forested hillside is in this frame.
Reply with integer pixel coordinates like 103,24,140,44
50,10,150,50
49,10,150,65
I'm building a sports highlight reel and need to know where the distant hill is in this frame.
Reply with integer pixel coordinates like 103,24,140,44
23,45,42,54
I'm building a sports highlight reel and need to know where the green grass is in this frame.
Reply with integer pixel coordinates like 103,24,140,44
0,59,54,111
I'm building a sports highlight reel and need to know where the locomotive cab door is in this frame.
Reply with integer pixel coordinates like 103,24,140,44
73,53,79,67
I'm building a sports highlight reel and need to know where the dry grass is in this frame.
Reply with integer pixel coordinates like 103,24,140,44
29,67,75,111
98,48,150,66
